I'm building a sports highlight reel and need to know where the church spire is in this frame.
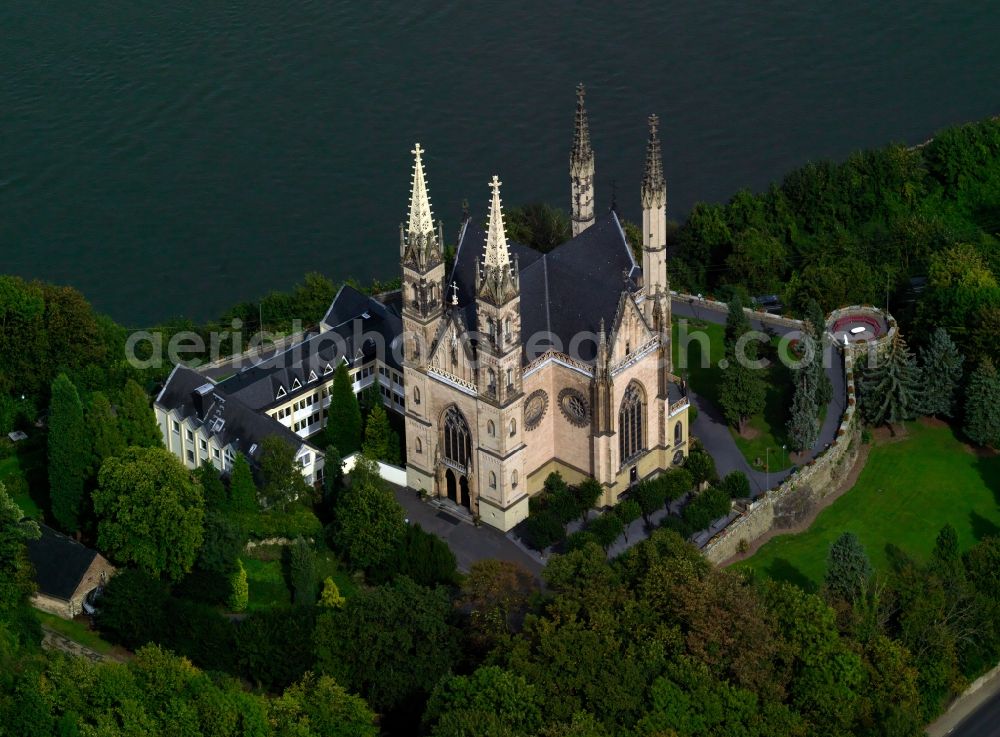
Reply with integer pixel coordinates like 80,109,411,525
570,83,596,236
571,83,593,167
477,176,518,304
401,143,441,268
641,114,666,209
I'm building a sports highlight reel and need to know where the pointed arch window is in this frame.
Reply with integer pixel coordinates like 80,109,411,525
619,382,646,463
487,368,497,396
511,469,518,488
509,419,516,437
415,438,423,454
487,420,496,437
413,386,421,405
443,406,471,468
674,421,683,446
489,471,497,489
504,317,511,343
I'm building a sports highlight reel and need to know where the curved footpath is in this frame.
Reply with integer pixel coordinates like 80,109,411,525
670,297,846,495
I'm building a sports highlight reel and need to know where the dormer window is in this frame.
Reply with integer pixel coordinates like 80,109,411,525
308,370,318,382
276,386,287,399
324,363,334,375
291,378,302,390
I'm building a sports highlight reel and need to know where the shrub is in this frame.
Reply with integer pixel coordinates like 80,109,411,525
290,537,317,605
228,559,248,612
95,568,169,650
370,523,458,587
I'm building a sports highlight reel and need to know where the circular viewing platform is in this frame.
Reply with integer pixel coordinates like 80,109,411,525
825,305,896,357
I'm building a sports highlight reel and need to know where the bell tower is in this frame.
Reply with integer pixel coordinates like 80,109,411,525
641,114,669,321
402,144,445,494
570,83,596,237
474,176,528,530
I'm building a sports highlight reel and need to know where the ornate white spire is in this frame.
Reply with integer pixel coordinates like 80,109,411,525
408,143,435,237
570,83,596,236
401,143,441,269
483,175,511,269
477,175,518,304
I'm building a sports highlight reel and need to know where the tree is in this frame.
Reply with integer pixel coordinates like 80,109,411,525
632,479,666,528
361,404,399,464
860,333,923,427
372,522,457,586
228,453,258,512
228,559,248,612
719,471,751,499
573,478,603,523
195,462,227,510
119,378,162,447
588,513,624,552
661,467,694,501
48,373,89,533
504,202,571,253
93,447,205,581
615,499,642,542
85,390,124,474
326,362,362,455
918,327,964,417
0,484,40,619
313,576,461,714
805,300,833,407
522,512,564,551
272,672,378,737
724,296,752,352
456,559,536,653
787,368,820,452
319,577,346,609
964,359,1000,447
290,536,317,605
825,532,872,602
684,446,718,486
323,444,344,508
718,360,766,433
94,568,170,649
196,511,244,575
259,436,311,510
331,457,405,571
423,666,543,737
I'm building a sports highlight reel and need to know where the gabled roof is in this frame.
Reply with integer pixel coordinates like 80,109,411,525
156,365,316,463
450,210,639,362
220,285,403,412
26,525,102,601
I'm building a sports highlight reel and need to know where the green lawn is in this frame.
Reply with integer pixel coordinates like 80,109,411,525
241,545,357,611
36,611,115,655
672,317,796,470
743,422,1000,590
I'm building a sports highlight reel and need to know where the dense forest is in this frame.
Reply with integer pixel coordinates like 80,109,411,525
1,116,999,736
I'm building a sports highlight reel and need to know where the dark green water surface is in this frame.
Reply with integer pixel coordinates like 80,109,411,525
2,1,998,324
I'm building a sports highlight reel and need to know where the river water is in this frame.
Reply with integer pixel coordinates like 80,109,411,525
2,1,998,325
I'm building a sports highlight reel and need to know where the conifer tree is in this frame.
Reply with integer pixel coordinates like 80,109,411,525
319,576,346,608
195,462,227,511
718,360,766,433
859,333,923,428
787,369,819,452
48,373,89,533
326,362,362,455
362,404,397,463
964,358,1000,448
0,483,41,617
825,531,872,602
86,390,124,475
119,379,162,448
724,296,752,352
290,536,317,605
228,559,248,612
323,445,344,508
918,327,964,418
228,453,259,512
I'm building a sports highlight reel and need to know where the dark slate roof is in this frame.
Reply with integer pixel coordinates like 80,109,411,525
155,365,315,464
450,210,639,362
217,284,403,412
26,525,99,601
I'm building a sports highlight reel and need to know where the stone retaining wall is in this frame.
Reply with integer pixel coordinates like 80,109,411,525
702,351,862,563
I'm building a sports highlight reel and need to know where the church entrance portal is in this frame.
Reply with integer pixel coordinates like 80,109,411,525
443,469,471,510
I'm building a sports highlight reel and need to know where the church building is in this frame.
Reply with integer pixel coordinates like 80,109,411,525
402,86,691,531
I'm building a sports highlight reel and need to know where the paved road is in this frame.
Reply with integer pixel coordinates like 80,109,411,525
950,693,1000,737
391,484,544,577
670,297,846,497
